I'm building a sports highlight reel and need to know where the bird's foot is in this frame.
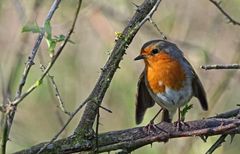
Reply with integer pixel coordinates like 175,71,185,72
144,120,168,134
174,120,189,131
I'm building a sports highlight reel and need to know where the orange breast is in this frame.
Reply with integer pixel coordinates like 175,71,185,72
146,52,186,93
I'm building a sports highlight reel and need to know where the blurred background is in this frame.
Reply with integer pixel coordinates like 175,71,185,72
0,0,240,153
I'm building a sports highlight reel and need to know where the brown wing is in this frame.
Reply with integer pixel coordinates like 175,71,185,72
135,70,155,124
192,72,208,111
181,56,208,111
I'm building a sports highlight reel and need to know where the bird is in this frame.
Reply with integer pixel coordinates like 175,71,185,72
134,39,208,127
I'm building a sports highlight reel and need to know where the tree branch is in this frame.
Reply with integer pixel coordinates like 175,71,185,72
201,64,240,70
15,117,240,154
40,64,71,116
75,0,163,135
206,134,228,154
209,0,240,26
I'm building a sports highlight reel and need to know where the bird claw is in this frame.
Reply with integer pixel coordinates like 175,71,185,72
144,121,168,134
174,120,189,131
144,120,155,134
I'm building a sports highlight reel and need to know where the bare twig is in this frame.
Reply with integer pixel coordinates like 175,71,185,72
201,64,240,70
95,108,100,153
40,64,71,116
36,97,88,154
91,100,112,113
148,18,167,40
209,0,240,26
205,134,228,154
206,50,240,123
131,1,166,40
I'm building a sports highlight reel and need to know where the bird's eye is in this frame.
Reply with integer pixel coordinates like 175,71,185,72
151,49,159,54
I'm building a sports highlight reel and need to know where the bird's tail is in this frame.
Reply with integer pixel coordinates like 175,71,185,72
161,109,172,123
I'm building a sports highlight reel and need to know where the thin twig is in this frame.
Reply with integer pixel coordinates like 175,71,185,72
148,18,167,40
37,98,88,154
205,134,228,154
40,64,71,116
131,1,166,40
207,50,240,119
12,0,79,106
95,107,100,153
98,105,112,113
138,0,162,27
92,100,112,113
209,0,240,26
36,1,83,153
15,0,62,99
201,64,240,70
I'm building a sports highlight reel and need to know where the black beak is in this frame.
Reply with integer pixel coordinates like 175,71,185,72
134,55,145,61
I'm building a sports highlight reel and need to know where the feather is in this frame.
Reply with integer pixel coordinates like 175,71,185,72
192,73,208,111
135,70,155,124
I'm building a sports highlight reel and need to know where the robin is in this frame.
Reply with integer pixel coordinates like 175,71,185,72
134,39,208,127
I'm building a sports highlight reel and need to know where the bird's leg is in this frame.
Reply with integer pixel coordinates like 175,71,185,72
144,108,168,134
149,108,163,124
176,107,182,131
175,107,189,131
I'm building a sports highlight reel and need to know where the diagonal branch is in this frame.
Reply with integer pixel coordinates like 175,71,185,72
209,0,240,26
40,64,71,116
75,0,163,135
206,134,228,154
15,0,62,98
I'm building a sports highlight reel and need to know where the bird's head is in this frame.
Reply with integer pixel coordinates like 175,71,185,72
134,40,183,65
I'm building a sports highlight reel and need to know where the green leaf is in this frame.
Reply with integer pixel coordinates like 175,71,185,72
46,39,56,57
22,22,41,33
54,34,65,42
44,20,52,39
54,34,75,44
180,104,193,121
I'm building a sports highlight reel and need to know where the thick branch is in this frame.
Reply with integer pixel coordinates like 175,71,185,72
76,0,162,134
15,118,240,154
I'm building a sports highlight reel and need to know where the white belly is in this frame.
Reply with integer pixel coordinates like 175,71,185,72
148,79,193,118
